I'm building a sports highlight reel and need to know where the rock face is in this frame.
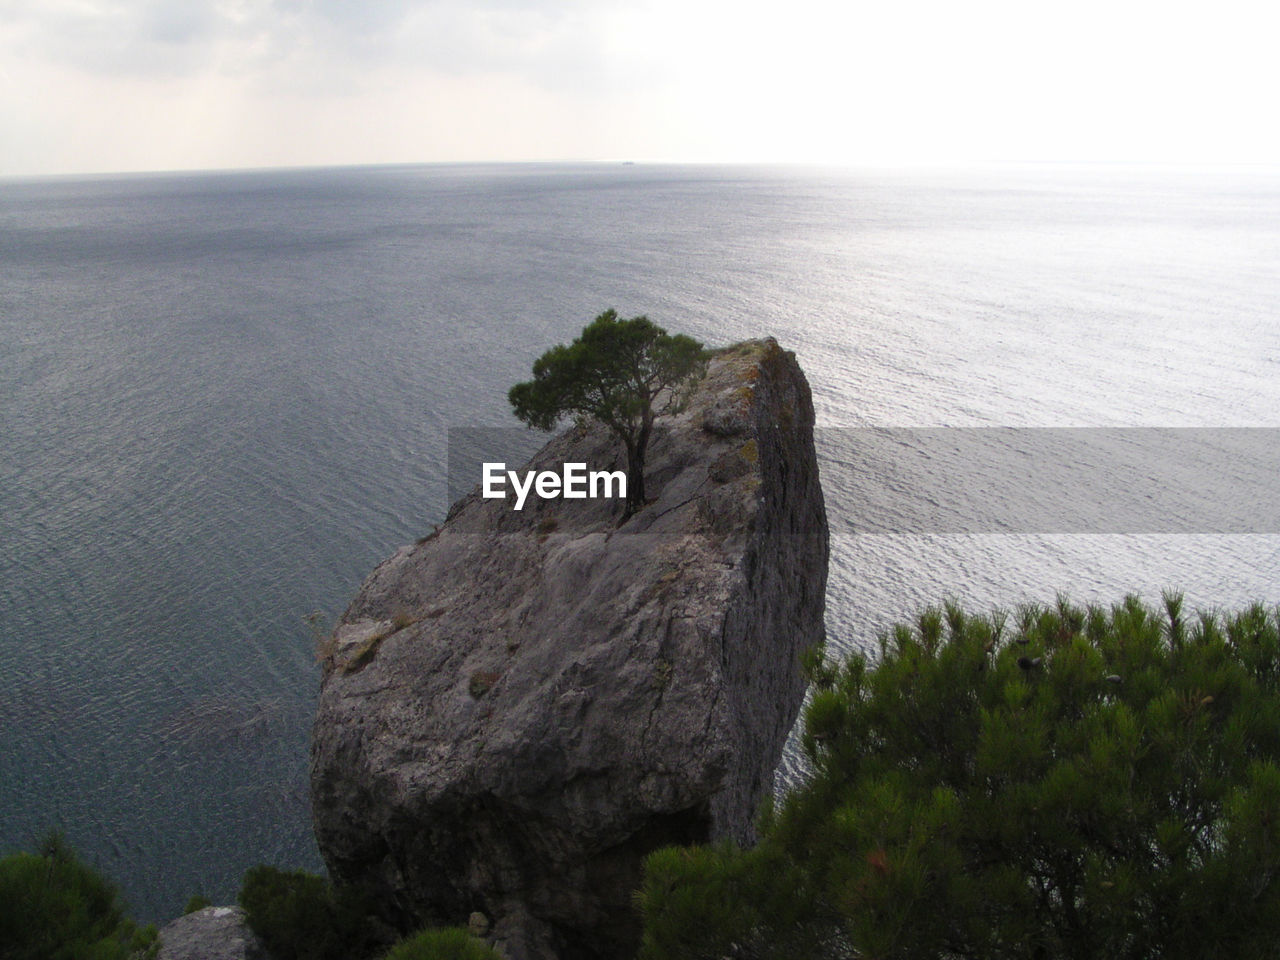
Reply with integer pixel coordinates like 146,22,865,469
157,906,267,960
309,339,828,960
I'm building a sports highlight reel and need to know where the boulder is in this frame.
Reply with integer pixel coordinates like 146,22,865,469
310,339,828,960
156,906,267,960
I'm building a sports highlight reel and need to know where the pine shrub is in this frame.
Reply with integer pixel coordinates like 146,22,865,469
0,832,157,960
237,865,376,960
638,595,1280,959
381,926,502,960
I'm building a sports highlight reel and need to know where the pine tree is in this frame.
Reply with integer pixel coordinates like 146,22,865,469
638,595,1280,960
509,310,706,518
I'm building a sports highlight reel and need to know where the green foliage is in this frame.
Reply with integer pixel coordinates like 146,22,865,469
638,596,1280,960
238,865,376,960
380,927,502,960
637,842,821,960
508,309,706,515
182,894,211,914
0,832,158,960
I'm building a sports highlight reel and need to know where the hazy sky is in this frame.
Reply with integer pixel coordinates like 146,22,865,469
2,0,1276,175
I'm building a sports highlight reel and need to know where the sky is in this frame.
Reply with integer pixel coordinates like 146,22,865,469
1,0,1277,176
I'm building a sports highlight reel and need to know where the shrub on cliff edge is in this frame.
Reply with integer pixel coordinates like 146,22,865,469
238,865,376,960
381,927,502,960
0,832,158,960
639,594,1280,959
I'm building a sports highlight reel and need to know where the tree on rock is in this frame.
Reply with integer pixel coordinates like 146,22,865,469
509,310,706,518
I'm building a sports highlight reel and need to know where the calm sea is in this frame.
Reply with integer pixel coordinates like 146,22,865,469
2,162,1279,921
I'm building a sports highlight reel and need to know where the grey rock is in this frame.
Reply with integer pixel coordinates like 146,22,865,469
708,446,753,484
701,394,752,437
310,338,828,960
157,906,267,960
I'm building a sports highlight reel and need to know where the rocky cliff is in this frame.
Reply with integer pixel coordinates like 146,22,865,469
309,339,828,960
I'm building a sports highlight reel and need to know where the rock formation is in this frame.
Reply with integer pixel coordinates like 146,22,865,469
309,339,828,960
156,906,267,960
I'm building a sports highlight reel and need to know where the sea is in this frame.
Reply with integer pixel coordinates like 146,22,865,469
2,162,1279,922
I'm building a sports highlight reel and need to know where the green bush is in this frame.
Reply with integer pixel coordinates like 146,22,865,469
639,595,1280,960
381,927,502,960
0,832,157,960
237,865,376,960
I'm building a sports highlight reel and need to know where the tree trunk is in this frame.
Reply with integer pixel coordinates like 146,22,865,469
623,441,645,519
622,413,653,520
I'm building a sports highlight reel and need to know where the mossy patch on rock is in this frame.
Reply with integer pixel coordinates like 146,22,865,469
468,670,500,698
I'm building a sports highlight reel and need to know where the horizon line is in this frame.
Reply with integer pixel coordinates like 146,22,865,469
6,157,1280,183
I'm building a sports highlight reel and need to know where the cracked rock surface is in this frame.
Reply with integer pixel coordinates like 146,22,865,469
309,339,828,960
